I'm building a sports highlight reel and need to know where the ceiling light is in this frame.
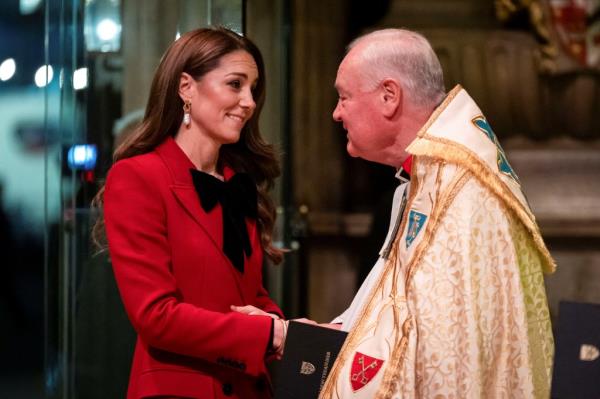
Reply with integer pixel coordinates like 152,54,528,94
34,65,54,88
73,68,88,90
0,59,16,81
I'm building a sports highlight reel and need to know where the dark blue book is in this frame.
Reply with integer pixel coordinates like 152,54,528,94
275,321,347,399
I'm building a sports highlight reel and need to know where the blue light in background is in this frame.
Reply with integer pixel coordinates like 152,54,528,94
67,144,97,170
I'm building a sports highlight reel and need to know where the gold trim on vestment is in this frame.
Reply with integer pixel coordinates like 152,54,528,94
406,167,471,288
374,165,471,399
408,84,554,274
320,225,408,397
319,176,422,399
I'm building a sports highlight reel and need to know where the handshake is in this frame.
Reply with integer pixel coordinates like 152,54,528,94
230,305,341,358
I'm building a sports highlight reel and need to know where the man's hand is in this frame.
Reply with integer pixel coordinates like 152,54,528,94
290,317,318,325
319,323,343,330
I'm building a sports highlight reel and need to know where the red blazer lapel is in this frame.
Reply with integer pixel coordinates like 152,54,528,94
170,184,222,252
156,137,249,303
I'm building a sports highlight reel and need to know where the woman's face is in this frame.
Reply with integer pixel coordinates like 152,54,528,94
189,50,258,145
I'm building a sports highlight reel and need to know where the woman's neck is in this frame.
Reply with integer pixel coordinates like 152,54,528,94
174,127,221,177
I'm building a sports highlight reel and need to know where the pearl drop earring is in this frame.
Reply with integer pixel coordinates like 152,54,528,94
183,100,191,128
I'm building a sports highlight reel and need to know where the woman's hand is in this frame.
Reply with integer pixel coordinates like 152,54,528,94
272,319,288,359
231,305,287,358
230,305,280,319
230,307,322,358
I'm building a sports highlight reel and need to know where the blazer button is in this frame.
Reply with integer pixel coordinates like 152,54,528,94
222,382,233,396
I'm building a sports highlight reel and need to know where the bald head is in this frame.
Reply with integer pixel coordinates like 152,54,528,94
346,29,446,110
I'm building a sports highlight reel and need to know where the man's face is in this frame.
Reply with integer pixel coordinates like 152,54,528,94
332,54,393,163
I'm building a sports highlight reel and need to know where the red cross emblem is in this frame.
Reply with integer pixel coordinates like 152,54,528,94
350,352,384,392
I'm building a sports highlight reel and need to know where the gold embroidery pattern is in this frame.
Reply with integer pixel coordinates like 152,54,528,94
375,166,470,399
404,178,550,397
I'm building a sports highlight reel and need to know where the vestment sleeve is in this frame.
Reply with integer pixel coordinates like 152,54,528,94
408,177,550,397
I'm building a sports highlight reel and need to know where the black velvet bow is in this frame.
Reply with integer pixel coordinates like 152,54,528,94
190,169,258,273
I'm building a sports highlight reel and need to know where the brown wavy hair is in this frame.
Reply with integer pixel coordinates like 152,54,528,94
92,27,283,263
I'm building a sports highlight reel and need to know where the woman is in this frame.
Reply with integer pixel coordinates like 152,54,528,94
93,27,286,399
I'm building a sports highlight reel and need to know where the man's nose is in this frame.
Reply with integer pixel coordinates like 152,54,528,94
332,101,342,122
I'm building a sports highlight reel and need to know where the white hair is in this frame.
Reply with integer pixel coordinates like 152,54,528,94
348,28,446,109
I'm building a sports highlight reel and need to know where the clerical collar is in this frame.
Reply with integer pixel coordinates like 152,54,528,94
395,155,413,183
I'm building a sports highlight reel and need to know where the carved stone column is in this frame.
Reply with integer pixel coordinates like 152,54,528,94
291,0,348,211
290,0,357,321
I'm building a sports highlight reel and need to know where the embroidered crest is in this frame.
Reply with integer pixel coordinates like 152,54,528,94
472,116,520,183
406,210,427,248
350,352,384,392
300,361,316,375
580,344,600,361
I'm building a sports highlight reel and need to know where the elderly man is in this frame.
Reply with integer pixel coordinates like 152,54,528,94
320,29,555,398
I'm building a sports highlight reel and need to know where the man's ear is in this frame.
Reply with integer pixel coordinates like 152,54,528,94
178,72,195,101
380,78,402,118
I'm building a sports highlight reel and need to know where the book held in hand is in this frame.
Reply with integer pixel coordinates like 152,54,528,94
274,321,347,399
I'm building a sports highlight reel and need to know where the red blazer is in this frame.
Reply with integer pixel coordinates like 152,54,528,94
104,137,283,399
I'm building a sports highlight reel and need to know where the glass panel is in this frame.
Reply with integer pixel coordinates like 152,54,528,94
44,1,89,397
0,1,46,396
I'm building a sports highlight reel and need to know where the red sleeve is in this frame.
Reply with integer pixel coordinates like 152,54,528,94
256,284,283,319
104,159,273,377
250,227,284,319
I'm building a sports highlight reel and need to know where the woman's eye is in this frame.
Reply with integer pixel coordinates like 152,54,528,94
229,80,241,89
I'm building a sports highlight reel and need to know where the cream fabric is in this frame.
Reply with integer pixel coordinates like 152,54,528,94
332,182,410,332
320,86,554,399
